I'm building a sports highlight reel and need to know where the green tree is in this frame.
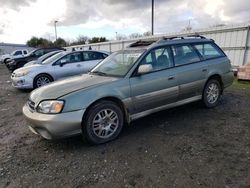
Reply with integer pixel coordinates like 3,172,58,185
26,37,39,47
89,37,108,43
54,37,67,47
26,37,53,48
27,36,68,48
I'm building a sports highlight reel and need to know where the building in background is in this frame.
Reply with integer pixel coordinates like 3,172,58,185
67,22,250,67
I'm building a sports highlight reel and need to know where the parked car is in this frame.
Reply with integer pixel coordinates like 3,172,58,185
6,47,64,72
0,49,28,64
22,35,234,144
24,50,63,67
11,50,109,89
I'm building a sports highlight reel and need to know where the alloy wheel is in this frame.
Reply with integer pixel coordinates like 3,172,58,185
92,109,119,139
206,83,219,104
36,76,51,87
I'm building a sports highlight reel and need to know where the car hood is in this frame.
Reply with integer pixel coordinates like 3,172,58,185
30,74,119,104
24,60,37,67
12,56,27,61
14,64,43,73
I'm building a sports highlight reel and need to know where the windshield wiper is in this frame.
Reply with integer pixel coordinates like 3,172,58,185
91,71,108,76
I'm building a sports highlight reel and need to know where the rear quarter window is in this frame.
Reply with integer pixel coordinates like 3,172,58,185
83,52,103,61
194,43,224,60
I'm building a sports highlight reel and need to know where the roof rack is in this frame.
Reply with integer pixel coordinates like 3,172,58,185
186,34,206,39
162,34,206,41
128,34,208,48
128,40,157,47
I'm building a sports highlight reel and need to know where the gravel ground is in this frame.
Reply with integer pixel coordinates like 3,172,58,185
0,64,250,188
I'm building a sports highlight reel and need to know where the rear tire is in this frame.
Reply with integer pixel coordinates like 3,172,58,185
82,100,124,145
202,79,222,108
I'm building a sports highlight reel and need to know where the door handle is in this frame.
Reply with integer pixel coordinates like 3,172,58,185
202,69,207,72
168,76,175,80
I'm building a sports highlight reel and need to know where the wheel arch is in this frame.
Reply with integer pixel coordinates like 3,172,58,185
3,58,10,63
205,74,223,93
82,96,129,125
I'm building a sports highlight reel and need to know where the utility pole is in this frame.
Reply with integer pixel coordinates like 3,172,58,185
54,20,58,41
151,0,154,36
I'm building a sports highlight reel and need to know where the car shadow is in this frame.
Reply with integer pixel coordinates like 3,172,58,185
41,101,206,152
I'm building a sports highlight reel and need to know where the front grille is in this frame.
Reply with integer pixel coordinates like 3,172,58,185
27,100,35,111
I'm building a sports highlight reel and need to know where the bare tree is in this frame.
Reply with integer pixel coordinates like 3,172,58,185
143,31,152,36
116,34,127,40
129,33,143,39
76,35,89,44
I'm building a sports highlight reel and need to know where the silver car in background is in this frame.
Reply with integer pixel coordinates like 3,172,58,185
11,50,109,89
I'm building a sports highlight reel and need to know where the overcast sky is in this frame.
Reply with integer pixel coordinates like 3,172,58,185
0,0,249,44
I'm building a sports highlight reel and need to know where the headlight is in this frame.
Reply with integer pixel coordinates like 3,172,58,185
37,100,64,114
14,70,30,77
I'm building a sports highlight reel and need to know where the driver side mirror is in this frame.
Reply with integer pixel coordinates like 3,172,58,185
137,64,153,75
60,59,67,67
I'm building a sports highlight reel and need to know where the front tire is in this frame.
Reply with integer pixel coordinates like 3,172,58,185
34,74,53,88
202,79,222,108
82,100,124,145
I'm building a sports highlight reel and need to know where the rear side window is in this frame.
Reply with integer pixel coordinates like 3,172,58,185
23,51,27,55
171,45,200,66
194,43,224,59
83,52,103,61
56,52,82,65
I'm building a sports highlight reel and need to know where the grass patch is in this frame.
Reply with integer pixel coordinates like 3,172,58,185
230,78,250,90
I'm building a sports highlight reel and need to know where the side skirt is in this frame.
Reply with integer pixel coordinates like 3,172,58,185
130,95,202,121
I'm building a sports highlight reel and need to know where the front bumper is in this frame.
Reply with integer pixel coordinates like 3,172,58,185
11,75,34,89
23,104,85,139
6,61,15,71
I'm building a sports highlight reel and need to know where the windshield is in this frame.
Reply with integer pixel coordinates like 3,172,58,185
91,49,145,77
41,51,66,65
36,50,62,64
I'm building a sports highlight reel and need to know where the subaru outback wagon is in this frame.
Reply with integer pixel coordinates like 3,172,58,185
23,35,234,144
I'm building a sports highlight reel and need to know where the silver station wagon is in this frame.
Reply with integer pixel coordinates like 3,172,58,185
23,35,234,144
